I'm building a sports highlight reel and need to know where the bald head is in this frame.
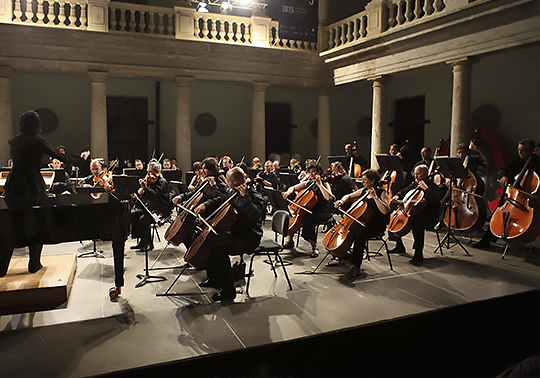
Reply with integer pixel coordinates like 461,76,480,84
226,167,246,189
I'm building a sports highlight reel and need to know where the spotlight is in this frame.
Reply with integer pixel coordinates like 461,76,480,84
221,0,231,10
197,0,209,12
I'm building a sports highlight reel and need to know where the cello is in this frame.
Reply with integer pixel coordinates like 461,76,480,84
164,181,209,246
489,155,540,245
443,132,487,231
322,189,373,257
184,192,238,269
286,180,318,236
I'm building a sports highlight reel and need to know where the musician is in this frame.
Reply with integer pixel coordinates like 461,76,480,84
412,147,433,171
130,161,171,251
187,161,203,191
48,157,73,195
172,157,228,217
473,139,540,248
273,160,281,174
298,159,315,182
82,159,112,191
329,161,355,211
389,144,404,160
251,156,262,170
162,159,172,170
345,143,369,172
221,156,234,173
171,158,179,170
193,167,265,305
134,159,144,170
282,162,334,257
390,164,445,264
57,145,90,177
456,142,489,174
1,110,66,277
333,169,390,280
256,160,281,190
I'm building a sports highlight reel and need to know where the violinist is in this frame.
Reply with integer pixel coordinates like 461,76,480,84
193,167,265,305
162,159,172,170
282,162,334,257
187,161,203,191
134,159,144,170
390,164,445,264
332,169,390,280
329,161,355,211
473,139,540,248
82,159,113,191
130,161,172,252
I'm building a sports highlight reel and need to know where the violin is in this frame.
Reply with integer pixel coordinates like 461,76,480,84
489,154,540,244
93,170,113,188
323,189,373,257
142,172,159,185
443,130,486,231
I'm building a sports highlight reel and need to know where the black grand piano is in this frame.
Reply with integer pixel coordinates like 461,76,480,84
0,191,129,298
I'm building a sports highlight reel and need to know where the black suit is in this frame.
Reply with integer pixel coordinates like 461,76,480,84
1,133,65,276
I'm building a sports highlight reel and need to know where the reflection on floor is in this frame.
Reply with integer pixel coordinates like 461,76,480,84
0,218,539,378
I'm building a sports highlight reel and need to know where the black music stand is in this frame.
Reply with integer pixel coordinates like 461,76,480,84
376,155,402,173
434,157,471,256
279,172,299,189
76,188,109,258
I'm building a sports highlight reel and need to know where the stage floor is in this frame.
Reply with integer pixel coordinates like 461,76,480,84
0,217,539,378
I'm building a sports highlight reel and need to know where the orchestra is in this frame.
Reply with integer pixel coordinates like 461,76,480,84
1,109,539,302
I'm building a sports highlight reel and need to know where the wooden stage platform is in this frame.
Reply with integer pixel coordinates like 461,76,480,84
0,253,77,315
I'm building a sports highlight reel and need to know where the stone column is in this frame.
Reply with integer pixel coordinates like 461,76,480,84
88,71,109,161
0,67,14,167
251,82,269,162
318,87,331,170
318,0,329,51
175,76,194,179
369,76,389,170
448,58,473,157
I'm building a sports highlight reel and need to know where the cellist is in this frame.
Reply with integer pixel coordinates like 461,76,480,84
282,162,334,258
389,164,445,264
332,169,390,281
192,167,265,305
473,139,540,248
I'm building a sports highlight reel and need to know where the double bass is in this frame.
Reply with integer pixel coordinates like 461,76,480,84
184,193,238,269
489,155,540,244
164,181,209,246
443,132,486,231
322,189,373,257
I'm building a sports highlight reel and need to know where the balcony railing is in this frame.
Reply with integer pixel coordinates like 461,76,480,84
323,0,470,52
1,0,316,51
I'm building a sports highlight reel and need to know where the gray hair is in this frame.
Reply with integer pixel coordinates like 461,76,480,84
148,160,161,172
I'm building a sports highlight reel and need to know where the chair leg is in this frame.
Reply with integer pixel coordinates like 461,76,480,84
274,251,293,290
382,239,393,271
266,251,278,278
246,253,257,296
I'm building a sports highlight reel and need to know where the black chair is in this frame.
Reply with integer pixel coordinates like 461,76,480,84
246,210,293,296
364,233,393,270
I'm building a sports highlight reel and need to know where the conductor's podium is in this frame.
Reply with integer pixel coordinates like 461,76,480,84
0,253,77,315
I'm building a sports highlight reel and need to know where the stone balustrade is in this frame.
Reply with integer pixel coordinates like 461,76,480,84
324,0,470,51
11,0,87,29
110,1,174,37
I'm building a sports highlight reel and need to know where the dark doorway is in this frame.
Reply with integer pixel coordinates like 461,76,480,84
107,97,149,169
265,103,294,160
392,96,428,172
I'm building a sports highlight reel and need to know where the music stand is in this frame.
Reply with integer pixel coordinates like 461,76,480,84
376,155,402,172
76,189,109,259
434,157,471,256
112,175,140,200
279,172,299,189
327,155,348,168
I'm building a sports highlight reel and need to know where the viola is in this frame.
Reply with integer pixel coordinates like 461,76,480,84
93,170,113,187
287,181,318,237
184,193,238,269
322,189,373,257
165,181,209,246
490,155,540,244
443,131,486,231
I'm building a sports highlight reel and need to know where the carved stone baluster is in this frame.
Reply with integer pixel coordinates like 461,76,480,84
68,2,76,27
126,9,133,32
206,18,212,39
352,19,359,40
360,16,367,37
346,21,353,42
333,26,340,46
36,0,45,23
147,11,155,34
424,0,434,15
415,0,423,19
327,28,334,49
396,0,405,25
434,0,444,12
118,7,126,31
224,21,230,41
405,0,414,22
80,1,86,27
387,2,396,28
232,22,237,42
13,0,23,22
157,12,164,35
215,19,221,40
58,1,66,26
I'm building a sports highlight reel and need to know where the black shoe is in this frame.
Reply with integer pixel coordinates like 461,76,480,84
140,243,153,252
409,256,424,265
211,291,235,306
199,279,222,289
130,242,143,250
28,263,43,274
472,240,491,249
389,245,406,254
434,222,442,231
283,241,294,249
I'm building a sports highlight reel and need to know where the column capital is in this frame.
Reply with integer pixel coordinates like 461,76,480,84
251,82,270,92
368,75,390,85
317,86,333,96
0,66,15,78
175,76,195,87
88,71,109,83
446,56,480,69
